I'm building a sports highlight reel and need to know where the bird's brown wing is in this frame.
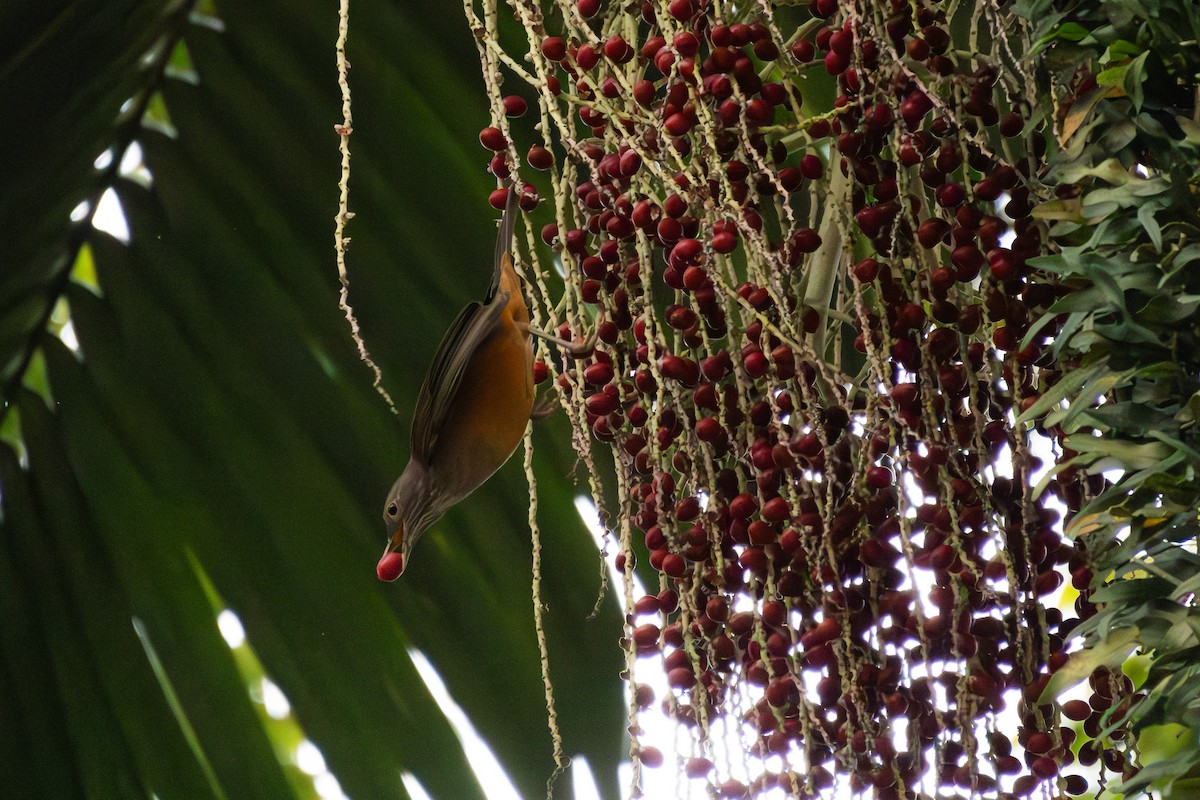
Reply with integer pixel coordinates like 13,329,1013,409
413,188,518,463
409,295,508,464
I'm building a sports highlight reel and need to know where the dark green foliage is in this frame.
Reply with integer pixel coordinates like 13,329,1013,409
0,2,624,798
1022,0,1200,793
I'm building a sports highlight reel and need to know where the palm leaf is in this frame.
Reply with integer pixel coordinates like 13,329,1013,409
0,2,625,798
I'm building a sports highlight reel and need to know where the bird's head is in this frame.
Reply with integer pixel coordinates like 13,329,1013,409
377,494,410,581
376,464,444,581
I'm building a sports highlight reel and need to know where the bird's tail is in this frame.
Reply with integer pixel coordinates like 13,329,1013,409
487,186,518,303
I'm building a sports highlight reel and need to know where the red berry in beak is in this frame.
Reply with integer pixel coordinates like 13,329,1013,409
377,551,404,582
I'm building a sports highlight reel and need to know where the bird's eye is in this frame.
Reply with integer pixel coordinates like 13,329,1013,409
387,503,398,517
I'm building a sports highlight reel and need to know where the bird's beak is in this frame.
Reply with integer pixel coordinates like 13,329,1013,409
377,521,407,582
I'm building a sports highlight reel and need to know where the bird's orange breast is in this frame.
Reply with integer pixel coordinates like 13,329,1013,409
434,264,534,492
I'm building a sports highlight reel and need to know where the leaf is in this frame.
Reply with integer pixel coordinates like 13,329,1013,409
1105,39,1145,61
1,4,627,799
1045,368,1138,432
1016,359,1106,423
1137,194,1170,251
1124,51,1151,111
0,2,191,408
1177,391,1200,425
1096,52,1150,111
1038,21,1090,44
1100,118,1139,152
1092,576,1175,604
1177,115,1200,144
1065,436,1173,468
1082,402,1174,436
1031,197,1087,221
1058,156,1132,186
1147,430,1200,465
1059,86,1116,144
1095,316,1169,346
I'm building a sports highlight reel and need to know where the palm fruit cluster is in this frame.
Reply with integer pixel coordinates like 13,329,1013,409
466,0,1129,796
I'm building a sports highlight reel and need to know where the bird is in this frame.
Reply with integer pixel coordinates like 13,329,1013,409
376,188,585,581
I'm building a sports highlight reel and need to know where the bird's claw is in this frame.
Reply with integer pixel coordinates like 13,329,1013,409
530,393,559,421
526,325,597,359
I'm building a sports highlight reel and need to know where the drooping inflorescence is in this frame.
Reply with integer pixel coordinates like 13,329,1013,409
464,0,1132,796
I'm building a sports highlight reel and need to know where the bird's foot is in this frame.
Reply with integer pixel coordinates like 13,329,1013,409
530,393,559,421
526,324,596,359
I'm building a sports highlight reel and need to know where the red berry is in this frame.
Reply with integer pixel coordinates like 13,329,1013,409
935,181,966,208
776,167,802,192
501,95,527,117
791,39,815,61
974,177,1002,201
619,149,642,177
743,349,768,378
824,50,849,74
712,230,738,253
667,665,695,687
486,154,509,179
917,217,950,248
604,35,633,63
682,266,708,290
805,617,839,647
377,552,404,582
717,98,740,126
1000,111,1024,137
1062,699,1091,721
487,188,509,209
761,496,790,523
988,247,1020,279
527,145,554,170
662,553,687,577
745,98,774,124
659,354,700,386
853,258,880,282
576,43,599,70
585,391,618,416
829,30,853,56
584,362,615,385
673,31,700,57
754,39,779,61
855,205,887,238
631,623,660,648
478,126,507,151
664,193,688,218
1031,756,1059,779
515,184,538,211
540,37,566,61
672,237,703,263
799,154,823,178
667,0,693,20
665,112,692,135
656,217,683,244
694,417,723,442
792,228,821,253
633,79,655,107
866,466,893,489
